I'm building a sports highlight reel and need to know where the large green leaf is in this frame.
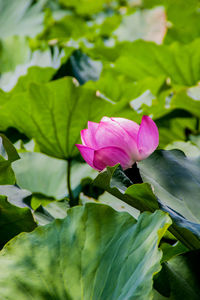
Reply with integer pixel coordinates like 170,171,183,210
0,78,96,157
0,77,138,159
137,150,200,249
0,195,36,249
114,39,200,86
138,150,200,224
93,164,200,249
0,203,171,299
12,152,97,199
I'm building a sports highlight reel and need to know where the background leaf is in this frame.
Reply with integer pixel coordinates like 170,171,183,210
0,36,30,74
0,0,44,38
138,150,200,224
154,250,200,300
59,0,112,15
0,134,19,185
143,0,200,44
114,39,200,86
0,195,36,249
114,7,167,44
12,152,97,199
93,164,200,249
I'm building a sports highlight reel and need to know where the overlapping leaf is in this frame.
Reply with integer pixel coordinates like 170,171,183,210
12,152,97,199
0,0,44,38
93,164,200,249
138,150,200,224
0,134,19,185
154,250,200,300
115,39,200,85
0,203,171,299
0,77,115,159
171,86,200,118
0,195,36,249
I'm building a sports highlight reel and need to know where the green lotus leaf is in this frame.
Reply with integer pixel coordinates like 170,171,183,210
93,164,200,249
0,203,171,300
115,39,200,86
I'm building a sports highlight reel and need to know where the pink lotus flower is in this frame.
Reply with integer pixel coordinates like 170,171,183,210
76,116,159,171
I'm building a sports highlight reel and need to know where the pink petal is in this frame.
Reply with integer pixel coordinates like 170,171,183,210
95,117,134,155
81,121,99,149
93,146,132,171
137,116,159,160
111,117,140,159
75,144,95,168
111,117,139,140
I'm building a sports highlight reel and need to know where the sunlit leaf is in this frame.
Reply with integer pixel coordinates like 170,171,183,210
0,203,171,299
115,39,200,85
0,77,138,159
12,152,97,199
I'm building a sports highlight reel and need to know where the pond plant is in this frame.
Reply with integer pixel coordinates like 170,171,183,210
0,0,200,299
